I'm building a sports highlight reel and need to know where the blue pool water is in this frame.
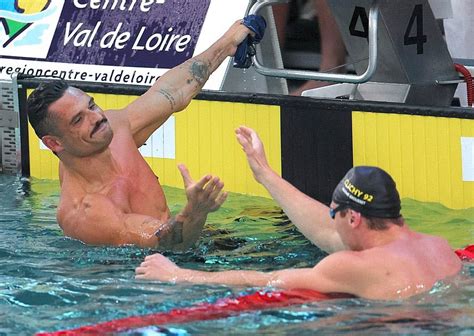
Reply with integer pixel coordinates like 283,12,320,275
0,175,473,335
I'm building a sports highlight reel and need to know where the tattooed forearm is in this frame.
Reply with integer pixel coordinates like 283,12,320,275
155,217,184,245
158,88,176,110
189,61,210,85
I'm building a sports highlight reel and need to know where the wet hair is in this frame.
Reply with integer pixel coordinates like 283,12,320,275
340,208,404,230
27,80,69,138
364,215,404,230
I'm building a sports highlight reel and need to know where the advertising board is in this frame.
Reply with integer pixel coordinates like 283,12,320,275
0,0,248,89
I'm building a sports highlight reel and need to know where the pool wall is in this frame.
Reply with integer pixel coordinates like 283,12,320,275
18,81,474,209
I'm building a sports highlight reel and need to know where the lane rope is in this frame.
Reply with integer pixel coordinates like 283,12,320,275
37,245,473,335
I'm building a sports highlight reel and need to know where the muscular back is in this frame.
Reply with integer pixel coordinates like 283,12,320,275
333,232,462,299
278,230,463,300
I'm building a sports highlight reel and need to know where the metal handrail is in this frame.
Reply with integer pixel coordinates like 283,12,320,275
249,0,379,84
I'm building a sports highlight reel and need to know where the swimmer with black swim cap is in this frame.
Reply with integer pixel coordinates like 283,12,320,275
136,127,462,300
332,166,401,218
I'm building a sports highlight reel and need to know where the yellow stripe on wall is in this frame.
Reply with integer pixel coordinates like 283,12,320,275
28,123,58,180
353,111,474,209
28,91,281,198
164,99,281,197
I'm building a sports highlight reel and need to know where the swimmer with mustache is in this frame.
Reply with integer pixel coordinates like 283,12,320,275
26,20,254,249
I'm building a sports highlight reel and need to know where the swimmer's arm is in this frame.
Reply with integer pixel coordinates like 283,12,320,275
122,21,253,147
58,195,203,250
236,126,345,253
58,166,226,249
136,252,362,296
260,172,345,253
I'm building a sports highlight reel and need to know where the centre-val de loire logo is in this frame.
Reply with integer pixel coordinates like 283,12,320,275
0,0,63,58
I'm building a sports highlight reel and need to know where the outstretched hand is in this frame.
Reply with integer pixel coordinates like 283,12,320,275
235,126,271,183
178,164,228,216
135,253,180,281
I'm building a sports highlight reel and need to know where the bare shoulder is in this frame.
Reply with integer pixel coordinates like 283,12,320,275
57,192,124,245
420,232,462,268
314,251,371,281
58,192,112,228
317,250,363,264
315,251,367,275
316,249,407,282
425,232,452,249
305,251,369,295
413,231,457,257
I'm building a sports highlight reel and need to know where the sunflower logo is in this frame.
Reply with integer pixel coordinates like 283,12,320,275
0,0,53,47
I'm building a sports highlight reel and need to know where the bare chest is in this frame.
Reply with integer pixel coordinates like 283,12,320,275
60,167,169,222
104,173,168,217
107,135,169,217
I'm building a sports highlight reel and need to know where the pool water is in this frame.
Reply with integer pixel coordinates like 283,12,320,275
0,175,473,335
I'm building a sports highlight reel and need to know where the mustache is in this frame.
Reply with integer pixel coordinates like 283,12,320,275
90,118,108,137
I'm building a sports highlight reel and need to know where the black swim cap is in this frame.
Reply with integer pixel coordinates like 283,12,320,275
332,166,401,218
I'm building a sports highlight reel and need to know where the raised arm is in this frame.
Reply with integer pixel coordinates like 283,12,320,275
235,126,345,253
59,165,227,250
121,21,253,147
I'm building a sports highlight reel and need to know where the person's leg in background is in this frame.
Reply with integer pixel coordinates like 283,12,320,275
272,2,290,47
291,0,346,95
273,0,346,96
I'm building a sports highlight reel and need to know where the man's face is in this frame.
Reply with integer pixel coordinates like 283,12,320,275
330,201,355,249
46,87,113,157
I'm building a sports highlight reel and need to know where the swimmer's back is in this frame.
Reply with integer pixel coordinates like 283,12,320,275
354,232,462,299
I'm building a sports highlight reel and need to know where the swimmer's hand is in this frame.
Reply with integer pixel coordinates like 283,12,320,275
233,15,266,68
136,253,181,281
157,164,227,249
178,164,228,216
153,165,227,249
235,126,273,183
221,19,256,58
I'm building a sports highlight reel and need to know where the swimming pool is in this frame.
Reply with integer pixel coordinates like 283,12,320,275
0,175,473,335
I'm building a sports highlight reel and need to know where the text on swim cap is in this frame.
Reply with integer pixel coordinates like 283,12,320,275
343,179,374,203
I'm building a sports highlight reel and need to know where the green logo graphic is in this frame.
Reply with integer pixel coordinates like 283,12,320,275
0,0,52,47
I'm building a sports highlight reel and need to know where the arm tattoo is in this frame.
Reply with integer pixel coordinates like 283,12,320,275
155,217,184,244
189,61,210,86
158,88,176,110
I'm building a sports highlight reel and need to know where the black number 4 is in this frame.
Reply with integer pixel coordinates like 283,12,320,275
404,4,427,54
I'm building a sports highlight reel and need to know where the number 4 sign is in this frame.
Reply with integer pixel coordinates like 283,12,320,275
327,0,459,107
